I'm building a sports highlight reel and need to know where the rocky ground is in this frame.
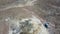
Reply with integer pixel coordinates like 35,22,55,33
0,0,60,34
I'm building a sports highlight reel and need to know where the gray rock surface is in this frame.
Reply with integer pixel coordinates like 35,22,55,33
0,0,60,34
